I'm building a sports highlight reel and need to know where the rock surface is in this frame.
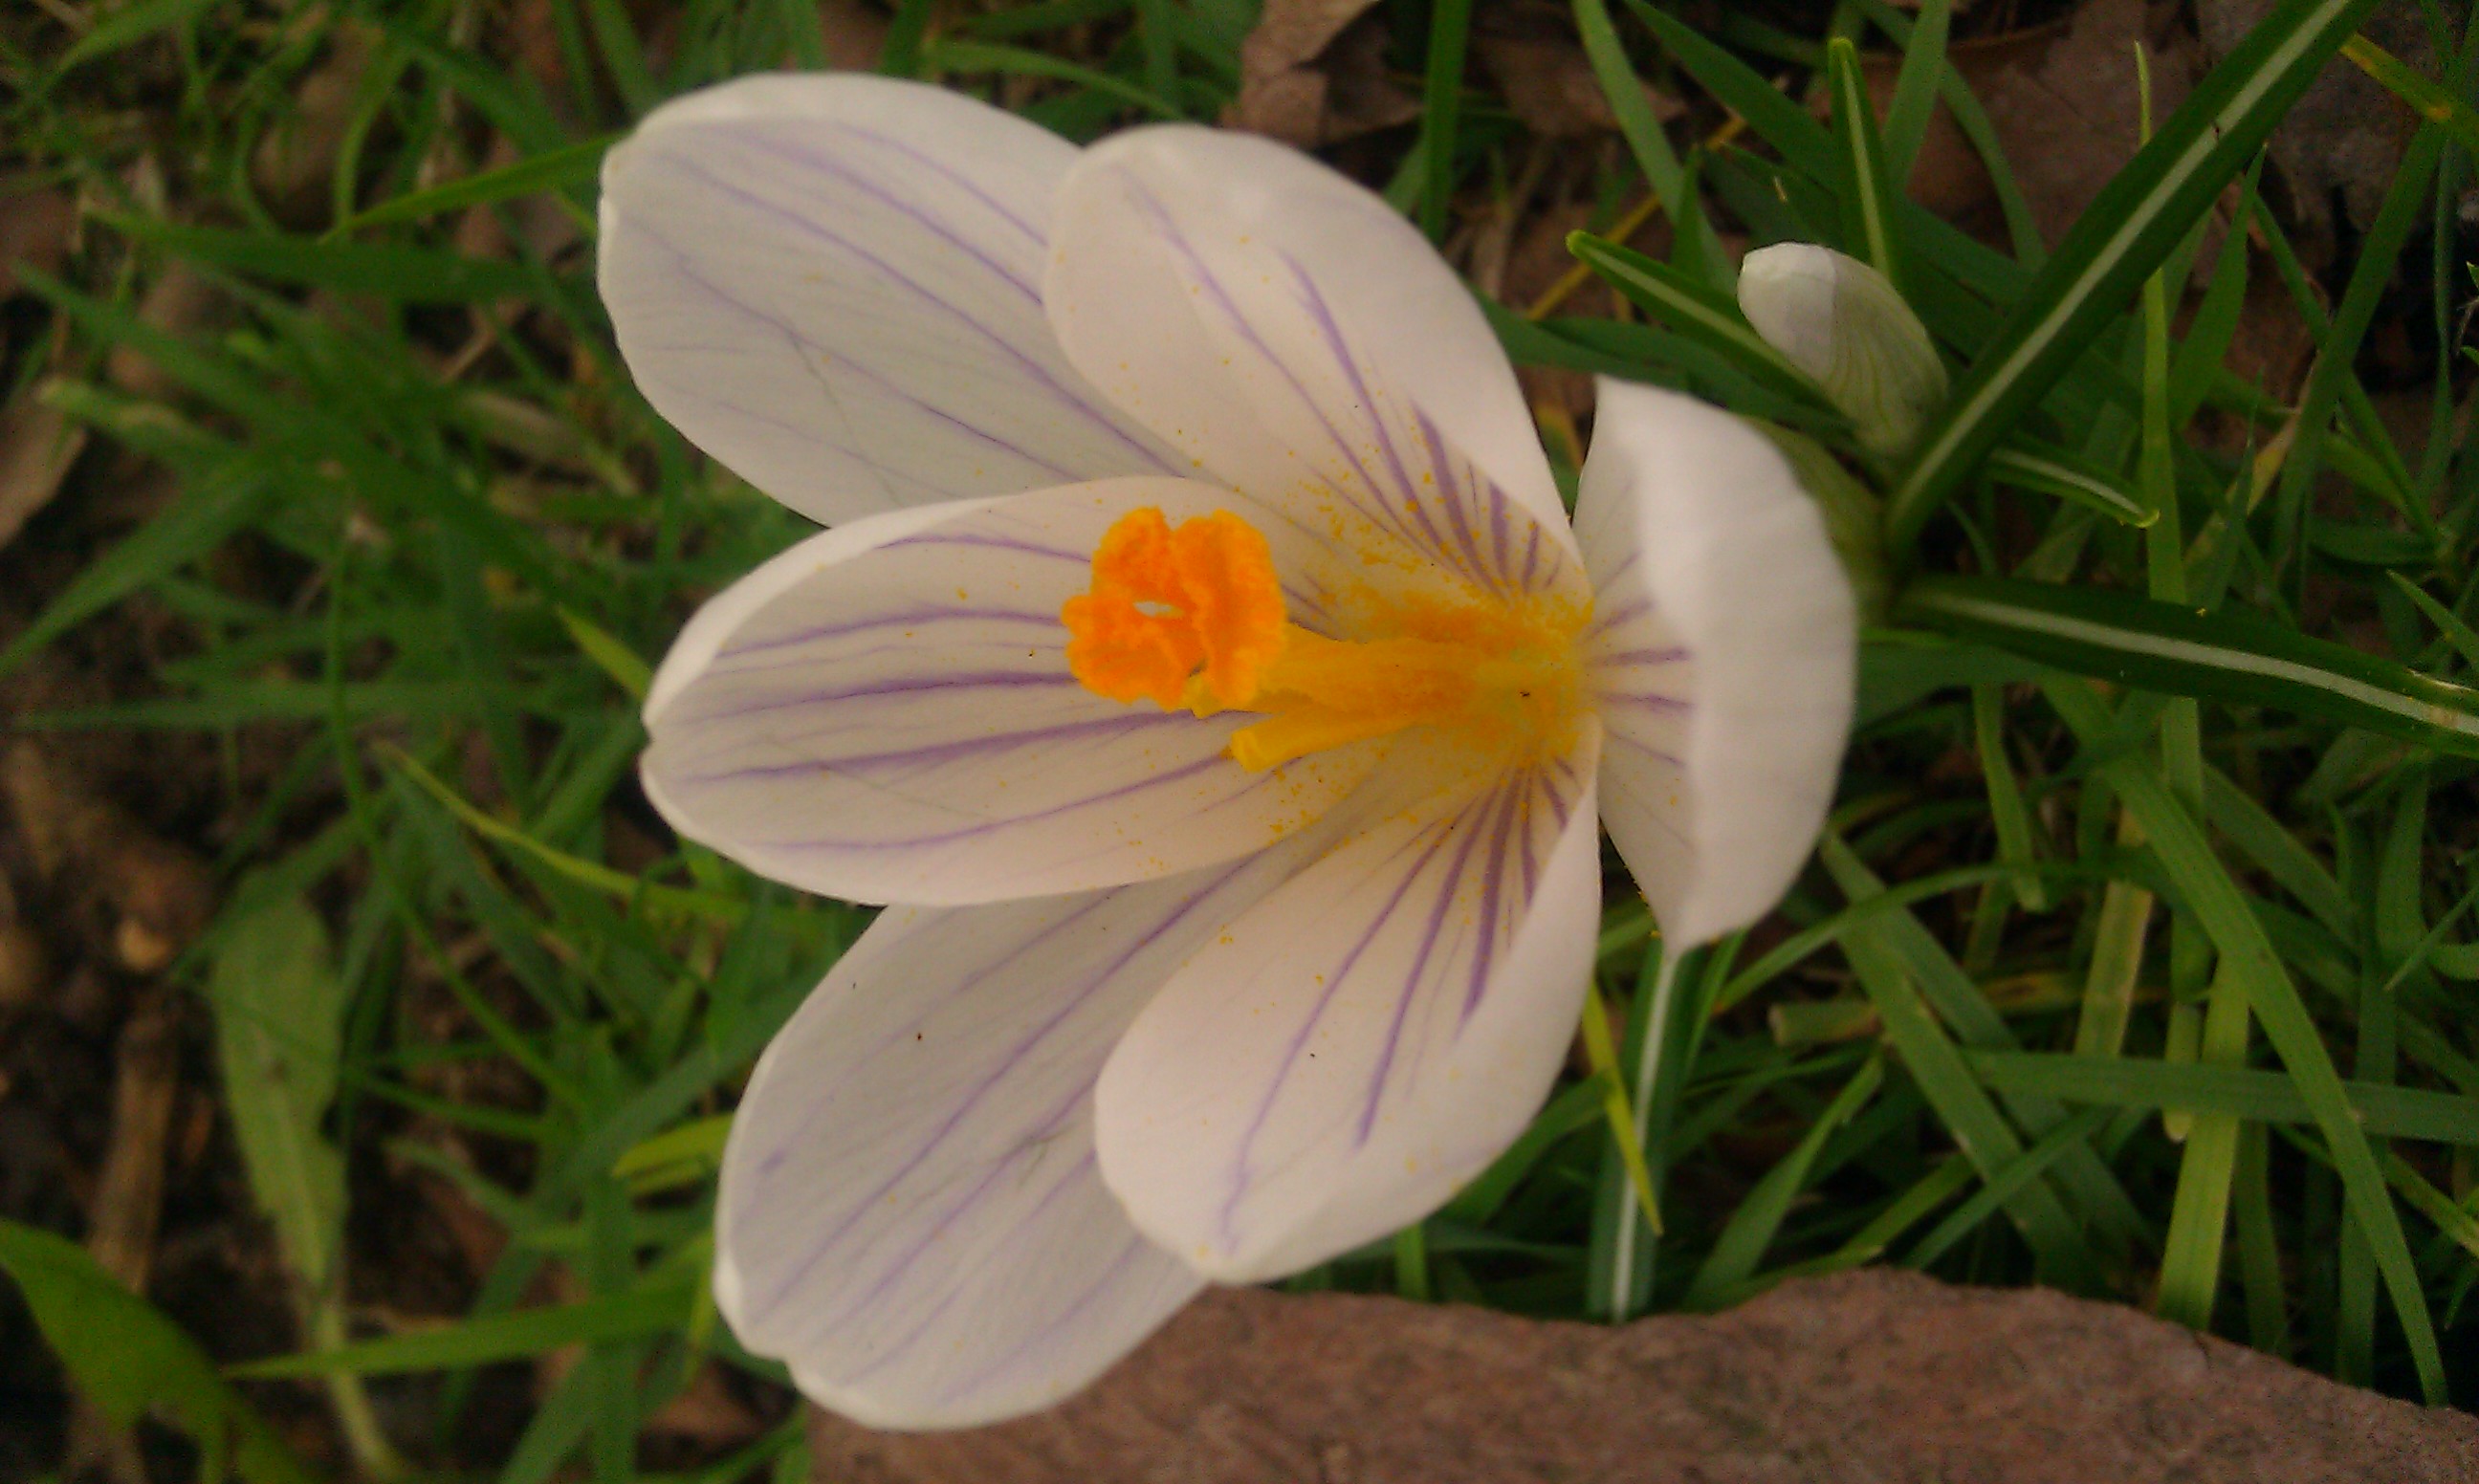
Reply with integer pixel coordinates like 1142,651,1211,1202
810,1269,2477,1484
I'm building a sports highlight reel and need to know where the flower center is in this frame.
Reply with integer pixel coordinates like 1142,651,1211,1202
1062,508,1587,771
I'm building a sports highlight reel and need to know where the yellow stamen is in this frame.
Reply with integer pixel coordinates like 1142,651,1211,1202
1063,508,1585,770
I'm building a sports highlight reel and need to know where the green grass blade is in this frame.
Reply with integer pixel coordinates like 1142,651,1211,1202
2042,678,2446,1401
0,460,267,685
1985,444,2158,527
1571,0,1729,278
1417,0,1476,241
111,216,541,302
1884,0,2386,550
1826,38,1903,287
1972,686,2049,911
1907,1106,2115,1272
2167,164,2263,427
1625,1,1836,183
1901,576,2479,758
1685,1053,1884,1305
331,137,611,234
2342,33,2479,155
1879,0,1952,181
49,0,216,74
1445,1074,1612,1226
1820,834,2150,1254
232,1281,697,1378
1567,231,1823,404
2202,767,2355,939
925,39,1181,119
2272,115,2453,555
1851,0,2043,262
1961,1050,2479,1145
1819,833,2105,1290
0,1222,320,1484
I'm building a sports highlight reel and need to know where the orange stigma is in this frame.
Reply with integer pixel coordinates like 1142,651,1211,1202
1063,508,1586,771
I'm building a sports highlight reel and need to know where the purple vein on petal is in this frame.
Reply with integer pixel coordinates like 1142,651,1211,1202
823,120,1047,246
806,1079,1089,1347
1120,182,1434,563
878,529,1091,563
829,1146,1116,1385
932,1227,1152,1404
1282,256,1476,579
719,606,1059,662
1515,773,1545,902
1216,804,1472,1246
746,859,1260,1320
1607,731,1686,771
1484,476,1515,583
728,130,1046,301
1585,597,1653,641
669,381,949,503
1596,690,1693,713
1411,407,1498,592
1458,770,1529,1026
749,894,1121,1186
1595,646,1690,667
639,230,1087,486
680,711,1180,785
678,669,1079,726
651,152,1179,476
728,749,1265,863
1356,780,1511,1142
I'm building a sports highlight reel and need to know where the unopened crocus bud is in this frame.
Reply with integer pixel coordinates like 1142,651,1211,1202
1739,243,1948,459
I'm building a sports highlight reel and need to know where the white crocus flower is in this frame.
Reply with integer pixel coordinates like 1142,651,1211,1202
1738,242,1948,458
599,75,1855,1429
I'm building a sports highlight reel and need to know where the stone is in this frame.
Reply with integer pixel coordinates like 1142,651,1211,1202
810,1268,2477,1483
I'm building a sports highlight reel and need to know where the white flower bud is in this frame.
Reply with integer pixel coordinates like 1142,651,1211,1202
1739,243,1948,459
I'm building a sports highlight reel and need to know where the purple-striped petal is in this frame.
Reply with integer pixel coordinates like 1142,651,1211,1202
642,478,1383,906
1574,380,1855,948
1090,731,1603,1280
598,75,1182,526
714,843,1332,1428
1044,126,1585,609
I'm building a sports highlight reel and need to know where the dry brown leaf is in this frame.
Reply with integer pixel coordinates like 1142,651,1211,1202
0,388,86,553
644,1362,766,1446
104,260,223,401
0,919,46,1013
1477,35,1679,139
1,743,214,974
814,0,888,70
84,992,178,1291
251,21,380,226
1226,0,1418,146
1860,41,2015,230
0,180,76,300
2199,0,2424,252
1971,0,2194,250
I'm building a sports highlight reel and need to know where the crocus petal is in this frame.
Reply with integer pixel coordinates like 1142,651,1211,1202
599,75,1182,526
642,477,1383,906
1044,125,1585,607
716,847,1327,1429
1092,733,1602,1280
1574,380,1855,948
1737,243,1948,459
